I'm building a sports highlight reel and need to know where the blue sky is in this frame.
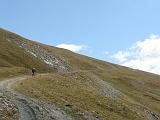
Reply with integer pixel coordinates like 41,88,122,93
1,0,160,74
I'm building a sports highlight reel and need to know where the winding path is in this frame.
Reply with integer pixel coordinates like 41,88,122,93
0,76,72,120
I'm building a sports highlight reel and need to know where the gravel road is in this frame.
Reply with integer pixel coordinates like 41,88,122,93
0,76,72,120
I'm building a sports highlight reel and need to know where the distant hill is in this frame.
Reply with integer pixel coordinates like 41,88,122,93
0,28,160,120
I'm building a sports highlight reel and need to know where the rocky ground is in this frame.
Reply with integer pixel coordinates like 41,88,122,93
0,76,72,120
0,92,18,120
0,75,160,120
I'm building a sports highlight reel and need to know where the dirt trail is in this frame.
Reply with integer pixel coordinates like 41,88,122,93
0,76,72,120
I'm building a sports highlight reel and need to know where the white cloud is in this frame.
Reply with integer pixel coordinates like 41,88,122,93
113,34,160,74
56,43,87,53
113,51,130,62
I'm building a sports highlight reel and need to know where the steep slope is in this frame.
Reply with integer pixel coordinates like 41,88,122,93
0,28,70,73
0,28,160,120
0,28,77,78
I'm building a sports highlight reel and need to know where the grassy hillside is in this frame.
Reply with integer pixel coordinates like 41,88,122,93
14,71,160,119
0,28,160,119
0,28,55,74
14,73,145,120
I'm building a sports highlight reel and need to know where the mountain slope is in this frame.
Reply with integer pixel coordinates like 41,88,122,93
0,28,55,74
0,28,160,120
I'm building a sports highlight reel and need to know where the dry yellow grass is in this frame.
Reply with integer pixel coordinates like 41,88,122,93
1,28,160,119
14,73,145,120
0,67,30,79
0,28,54,73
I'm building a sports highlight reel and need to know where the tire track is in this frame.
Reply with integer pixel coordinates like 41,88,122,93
17,98,37,120
0,76,72,120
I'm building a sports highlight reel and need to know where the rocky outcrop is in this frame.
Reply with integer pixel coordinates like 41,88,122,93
7,36,69,73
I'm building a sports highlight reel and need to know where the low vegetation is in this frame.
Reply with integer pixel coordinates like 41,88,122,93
0,28,160,119
0,67,29,80
14,73,144,120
